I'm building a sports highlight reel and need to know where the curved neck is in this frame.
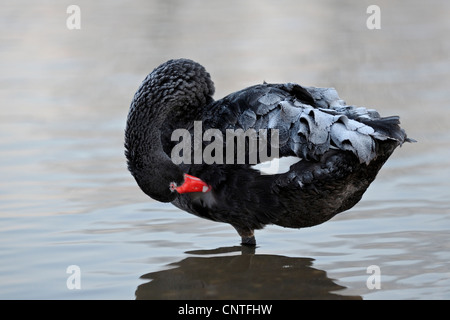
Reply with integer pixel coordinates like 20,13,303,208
125,83,202,174
124,59,215,202
125,96,182,202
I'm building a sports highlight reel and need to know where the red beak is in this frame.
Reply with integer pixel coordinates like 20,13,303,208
170,174,211,194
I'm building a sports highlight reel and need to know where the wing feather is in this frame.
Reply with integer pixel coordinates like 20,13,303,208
202,83,408,165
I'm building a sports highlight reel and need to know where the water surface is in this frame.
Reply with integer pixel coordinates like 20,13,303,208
0,0,449,299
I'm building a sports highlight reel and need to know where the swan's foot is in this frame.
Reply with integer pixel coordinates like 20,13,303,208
233,226,256,246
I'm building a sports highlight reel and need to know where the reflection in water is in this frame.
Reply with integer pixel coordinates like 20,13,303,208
136,246,361,300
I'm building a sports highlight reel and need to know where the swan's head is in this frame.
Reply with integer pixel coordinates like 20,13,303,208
132,163,211,203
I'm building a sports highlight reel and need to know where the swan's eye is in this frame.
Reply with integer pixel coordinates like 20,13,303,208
169,182,177,192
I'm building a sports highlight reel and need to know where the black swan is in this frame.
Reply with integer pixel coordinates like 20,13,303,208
125,58,413,245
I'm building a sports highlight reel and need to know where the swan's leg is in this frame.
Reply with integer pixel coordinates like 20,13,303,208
241,235,256,246
233,225,256,246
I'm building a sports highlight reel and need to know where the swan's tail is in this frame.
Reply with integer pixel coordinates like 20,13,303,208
294,86,416,164
357,115,416,145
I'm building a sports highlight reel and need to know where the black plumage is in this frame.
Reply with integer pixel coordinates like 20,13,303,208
125,58,414,245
